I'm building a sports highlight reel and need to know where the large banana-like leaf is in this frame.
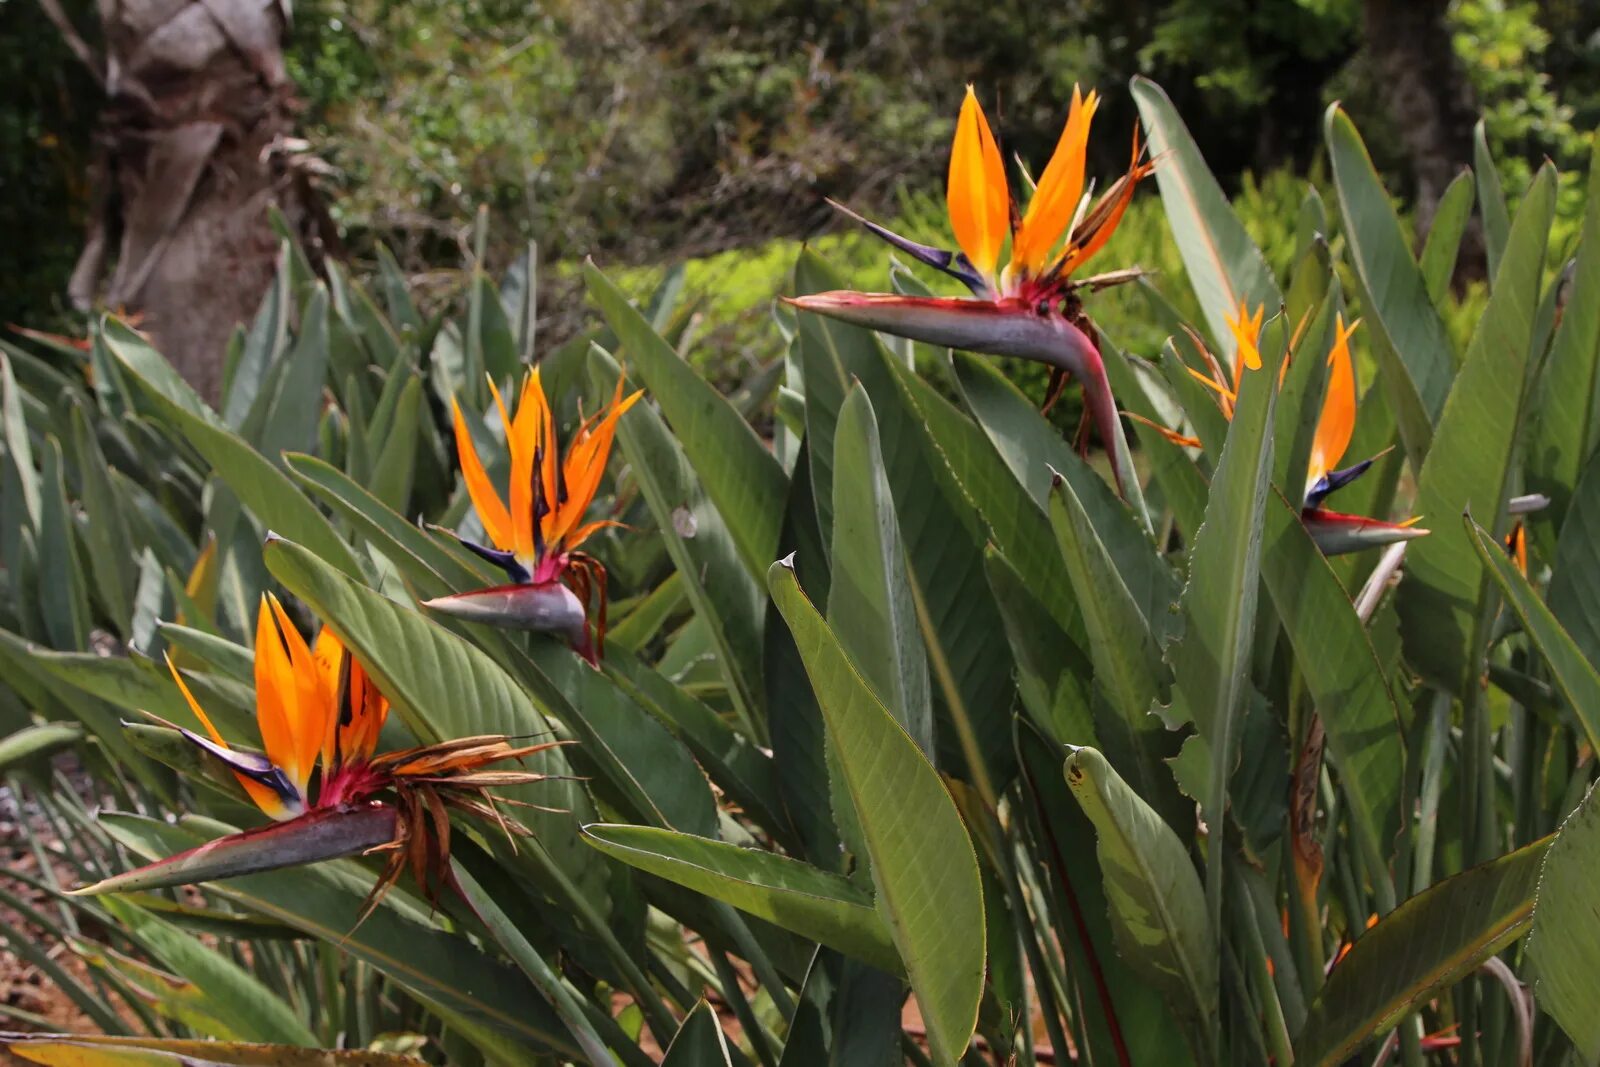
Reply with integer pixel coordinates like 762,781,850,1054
585,261,786,581
100,896,317,1046
1262,495,1405,867
1466,514,1600,751
1292,837,1550,1067
1420,172,1477,308
1046,474,1176,813
3,1034,425,1066
1526,781,1600,1059
582,823,901,974
586,344,769,741
1324,104,1453,465
1063,746,1217,1065
950,350,1173,632
1474,122,1511,279
660,1000,733,1067
770,560,984,1064
0,722,82,770
1528,139,1600,531
100,319,362,580
1165,314,1278,887
791,249,1014,783
1550,452,1600,669
1399,165,1555,693
37,437,90,651
1130,76,1281,352
828,387,931,754
96,814,580,1060
69,405,138,634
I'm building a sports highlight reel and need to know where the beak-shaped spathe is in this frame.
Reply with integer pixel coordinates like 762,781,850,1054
784,291,1127,495
1303,509,1430,557
423,581,588,639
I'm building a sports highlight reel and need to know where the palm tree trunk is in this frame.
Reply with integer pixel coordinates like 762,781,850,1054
45,0,326,401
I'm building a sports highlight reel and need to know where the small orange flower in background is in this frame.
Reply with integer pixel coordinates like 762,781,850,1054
1139,303,1428,556
428,369,641,662
786,84,1154,498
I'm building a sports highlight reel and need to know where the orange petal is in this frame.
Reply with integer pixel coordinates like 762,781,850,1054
1056,126,1154,278
451,397,514,552
1015,86,1100,276
165,654,227,747
508,370,552,561
1306,314,1358,489
1124,411,1202,449
1226,300,1264,376
313,627,389,769
549,384,641,549
252,598,300,792
168,654,286,817
946,86,1010,281
265,594,329,799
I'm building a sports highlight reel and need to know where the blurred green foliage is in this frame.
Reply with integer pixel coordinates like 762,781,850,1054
5,0,1598,342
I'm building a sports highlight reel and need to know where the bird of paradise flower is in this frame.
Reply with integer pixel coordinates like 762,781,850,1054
426,369,641,662
787,84,1154,496
79,594,565,919
1134,302,1428,555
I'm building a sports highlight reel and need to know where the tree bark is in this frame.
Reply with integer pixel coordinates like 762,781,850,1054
50,0,326,402
1360,0,1480,237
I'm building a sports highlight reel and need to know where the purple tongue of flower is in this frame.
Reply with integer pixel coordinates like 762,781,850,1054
824,199,992,297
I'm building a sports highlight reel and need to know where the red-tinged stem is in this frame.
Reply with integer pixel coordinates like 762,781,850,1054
1021,755,1133,1067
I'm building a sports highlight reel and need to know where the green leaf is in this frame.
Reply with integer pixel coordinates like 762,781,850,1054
769,560,984,1063
1420,171,1476,308
0,722,82,770
585,261,787,581
1325,104,1454,464
100,318,363,582
1130,76,1281,350
1063,746,1217,1064
1399,165,1556,692
1166,318,1279,838
1527,138,1600,530
1293,837,1549,1067
1,351,41,530
1527,782,1600,1059
1046,473,1174,808
828,387,931,755
1474,121,1510,279
37,437,90,651
661,1000,733,1067
607,657,787,836
982,548,1093,747
367,374,422,514
791,249,1017,783
1262,496,1405,868
2,1035,426,1066
95,813,581,1060
1466,514,1600,752
70,407,137,634
951,350,1173,632
101,896,317,1045
586,345,768,741
252,285,330,463
1550,450,1600,669
582,824,901,974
